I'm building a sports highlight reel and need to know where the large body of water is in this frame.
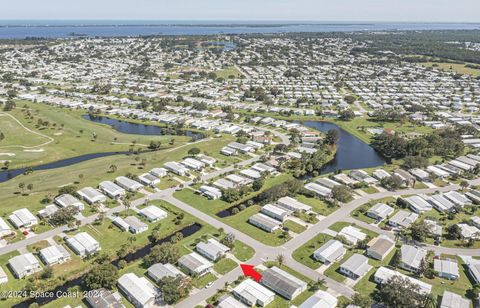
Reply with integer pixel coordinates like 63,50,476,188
0,21,479,39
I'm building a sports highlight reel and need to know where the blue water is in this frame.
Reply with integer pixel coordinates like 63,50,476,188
0,20,479,39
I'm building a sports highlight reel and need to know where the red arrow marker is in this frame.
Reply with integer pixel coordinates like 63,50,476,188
240,264,262,282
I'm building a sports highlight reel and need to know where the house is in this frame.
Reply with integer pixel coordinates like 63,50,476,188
65,232,101,257
118,273,157,308
339,253,372,279
409,168,430,181
248,213,281,233
467,262,480,284
276,196,311,212
240,169,262,180
196,238,230,261
466,190,480,204
227,142,254,153
366,203,394,221
428,194,455,212
199,185,222,200
366,235,395,260
217,295,248,308
84,288,125,308
112,216,130,232
337,226,367,245
181,158,205,170
372,169,391,180
149,168,167,178
99,181,126,199
313,240,346,264
374,266,432,294
260,204,289,222
316,178,341,189
232,278,275,307
0,267,7,284
394,169,416,186
457,223,480,239
178,252,213,277
226,174,252,186
77,187,107,204
260,266,307,300
471,216,480,229
349,170,376,184
139,205,167,222
221,146,237,156
9,208,38,228
164,161,189,176
39,245,71,266
147,263,185,284
0,217,12,237
196,154,217,166
38,204,59,219
440,291,470,308
304,182,331,198
333,173,358,186
388,210,419,228
251,163,276,174
424,219,443,237
8,253,42,278
399,245,427,273
138,173,160,186
115,176,143,192
213,178,236,190
298,291,337,308
444,191,471,207
54,194,84,210
123,216,148,234
403,195,432,213
434,259,459,280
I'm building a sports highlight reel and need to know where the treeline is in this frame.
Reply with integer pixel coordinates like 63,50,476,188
371,128,465,164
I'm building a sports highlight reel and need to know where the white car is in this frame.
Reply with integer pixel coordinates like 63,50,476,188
205,282,214,289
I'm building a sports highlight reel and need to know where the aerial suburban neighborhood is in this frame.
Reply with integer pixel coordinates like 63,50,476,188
0,4,480,308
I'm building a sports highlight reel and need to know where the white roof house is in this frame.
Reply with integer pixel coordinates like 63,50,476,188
240,169,262,180
164,161,189,176
181,158,205,170
399,245,427,273
313,239,346,264
248,213,281,233
232,279,275,307
217,295,248,308
118,273,157,308
123,216,148,234
149,167,167,178
434,259,459,280
138,173,160,186
0,267,7,284
404,195,432,213
99,181,126,199
374,266,432,294
77,187,107,204
388,210,418,228
428,194,455,212
440,291,470,308
65,232,101,257
196,238,230,261
276,196,311,212
178,252,213,277
199,185,222,200
9,253,42,278
298,290,338,308
9,208,38,228
444,191,471,207
304,182,331,198
458,223,480,239
139,205,167,222
338,226,367,245
260,266,308,300
147,263,184,284
260,204,289,222
339,253,372,279
39,245,71,266
115,176,143,192
0,217,13,237
366,203,394,221
54,194,84,210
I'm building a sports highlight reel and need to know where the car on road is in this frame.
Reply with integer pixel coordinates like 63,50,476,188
205,282,213,288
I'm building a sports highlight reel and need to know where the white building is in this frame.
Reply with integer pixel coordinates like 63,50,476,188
118,273,158,308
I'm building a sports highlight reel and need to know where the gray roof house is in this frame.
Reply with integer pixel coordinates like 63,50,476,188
388,210,419,228
54,194,84,210
77,187,107,204
366,203,394,221
248,213,281,233
232,278,275,307
276,196,311,212
84,288,125,308
434,259,459,280
147,263,184,284
366,235,395,260
467,263,480,284
9,253,42,278
440,291,470,308
65,232,101,257
118,273,157,308
374,266,432,294
9,208,38,228
139,205,167,222
115,176,143,192
313,240,346,264
149,168,167,178
178,252,213,277
399,245,427,273
196,238,230,261
164,161,189,176
339,253,372,280
38,204,59,219
39,244,71,266
99,181,126,199
0,217,12,237
298,290,338,308
123,216,148,234
138,173,160,186
260,266,308,300
260,204,289,222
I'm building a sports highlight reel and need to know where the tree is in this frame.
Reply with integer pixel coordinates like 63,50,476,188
143,242,180,266
49,205,80,226
252,177,265,191
18,182,25,194
27,183,34,194
392,249,402,268
402,155,428,170
339,109,355,121
221,233,236,248
460,180,470,190
58,185,77,195
158,276,193,304
41,266,53,279
331,185,353,202
381,175,403,190
324,129,340,145
447,224,462,240
276,254,285,267
109,164,118,173
351,293,372,308
84,263,119,290
410,221,431,242
375,275,429,308
188,147,201,156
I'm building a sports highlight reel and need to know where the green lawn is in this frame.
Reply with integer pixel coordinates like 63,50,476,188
193,272,217,289
0,112,51,147
283,220,307,234
292,233,333,269
214,66,243,79
213,258,238,275
295,194,338,216
232,240,255,262
323,251,355,283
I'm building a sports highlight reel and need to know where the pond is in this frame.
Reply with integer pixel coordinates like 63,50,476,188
13,223,202,307
0,151,132,183
82,115,205,140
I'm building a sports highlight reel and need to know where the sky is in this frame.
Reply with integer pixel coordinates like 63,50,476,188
1,0,479,22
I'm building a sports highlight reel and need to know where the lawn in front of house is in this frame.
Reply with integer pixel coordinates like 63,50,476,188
283,220,307,234
292,233,334,269
213,258,238,275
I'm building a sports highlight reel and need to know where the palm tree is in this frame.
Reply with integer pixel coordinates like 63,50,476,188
109,164,117,173
276,254,285,267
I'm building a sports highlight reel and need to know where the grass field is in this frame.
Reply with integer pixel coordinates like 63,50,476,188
421,62,480,77
0,113,51,148
214,66,243,79
292,233,333,269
